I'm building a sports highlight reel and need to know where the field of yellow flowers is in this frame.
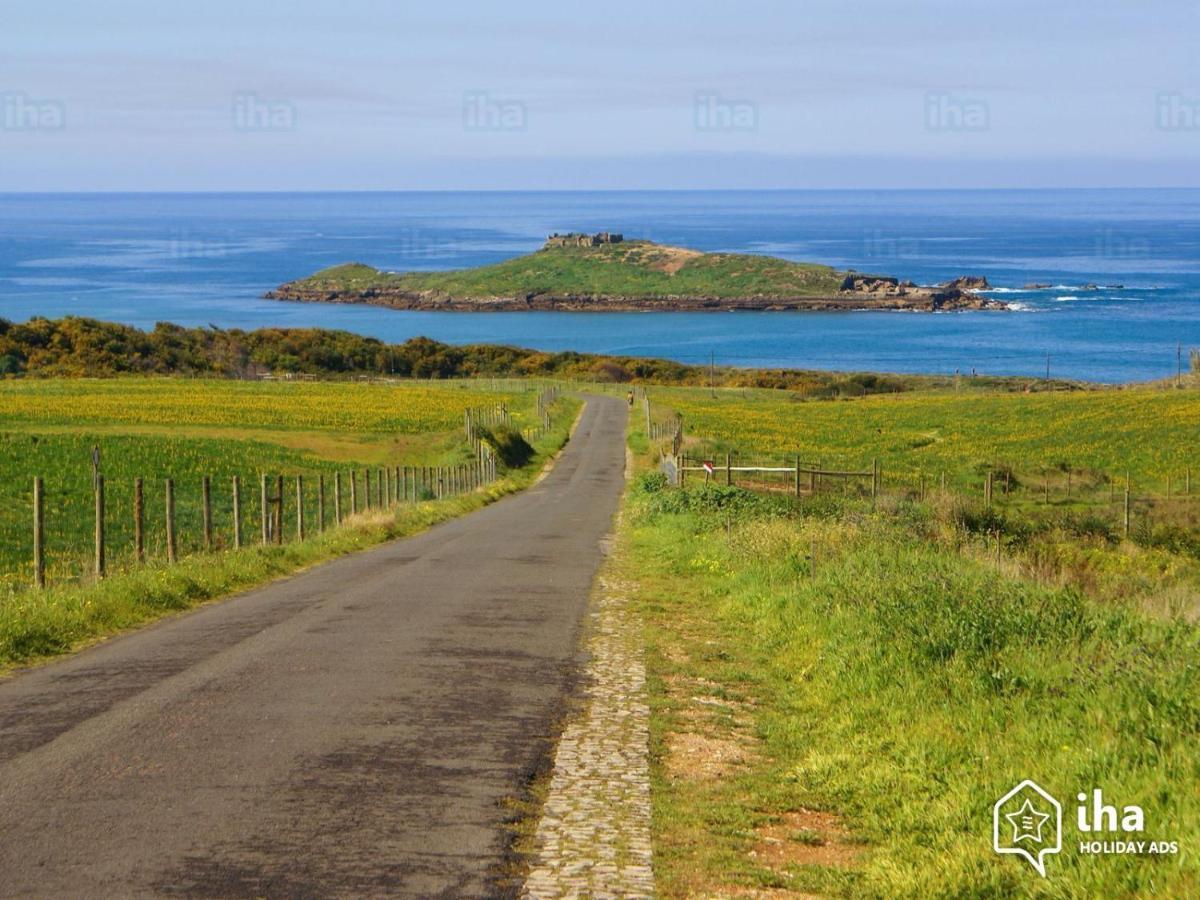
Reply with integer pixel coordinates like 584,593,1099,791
0,377,542,590
0,377,524,434
654,385,1200,490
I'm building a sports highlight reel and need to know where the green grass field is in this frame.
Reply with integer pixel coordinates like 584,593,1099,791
625,384,1200,896
652,384,1200,491
0,377,547,591
624,481,1199,897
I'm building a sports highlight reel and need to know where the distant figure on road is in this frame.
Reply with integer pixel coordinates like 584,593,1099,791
627,390,634,406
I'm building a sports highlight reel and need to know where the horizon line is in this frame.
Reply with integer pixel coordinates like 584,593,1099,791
2,185,1198,196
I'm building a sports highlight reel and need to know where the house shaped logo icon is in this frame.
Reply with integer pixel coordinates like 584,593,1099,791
993,780,1062,877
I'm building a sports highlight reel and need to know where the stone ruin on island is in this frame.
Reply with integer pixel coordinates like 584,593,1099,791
544,231,624,248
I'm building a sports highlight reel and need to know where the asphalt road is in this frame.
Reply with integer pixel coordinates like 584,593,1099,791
0,395,628,898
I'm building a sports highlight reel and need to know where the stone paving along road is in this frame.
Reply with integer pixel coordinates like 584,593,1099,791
0,395,628,898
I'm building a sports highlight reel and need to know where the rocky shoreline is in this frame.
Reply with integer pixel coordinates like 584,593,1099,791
265,276,1007,313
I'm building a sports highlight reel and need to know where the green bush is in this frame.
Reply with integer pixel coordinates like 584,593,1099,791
476,425,535,469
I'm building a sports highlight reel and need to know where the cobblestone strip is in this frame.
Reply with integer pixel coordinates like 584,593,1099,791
521,571,654,899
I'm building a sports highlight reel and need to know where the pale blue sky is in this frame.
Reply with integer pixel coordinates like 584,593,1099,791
2,0,1197,190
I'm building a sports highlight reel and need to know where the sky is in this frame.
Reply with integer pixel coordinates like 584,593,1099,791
1,0,1198,191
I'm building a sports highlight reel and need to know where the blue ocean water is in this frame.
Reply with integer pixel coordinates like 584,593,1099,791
1,189,1198,383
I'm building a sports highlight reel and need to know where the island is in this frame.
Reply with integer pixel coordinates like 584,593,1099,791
266,232,1007,312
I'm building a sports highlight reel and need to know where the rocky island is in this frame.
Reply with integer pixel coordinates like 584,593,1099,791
266,233,1007,312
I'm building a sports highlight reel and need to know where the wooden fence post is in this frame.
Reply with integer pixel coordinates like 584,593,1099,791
134,477,145,562
1124,486,1131,538
364,469,372,510
202,475,213,550
794,455,801,497
985,471,993,507
317,474,325,533
275,475,284,544
296,475,305,540
165,478,177,563
33,476,45,589
261,474,270,544
378,468,384,507
872,459,879,499
94,474,105,578
334,471,343,524
232,476,242,549
350,470,358,514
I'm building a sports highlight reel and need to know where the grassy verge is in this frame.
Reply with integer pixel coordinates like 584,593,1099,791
0,398,581,671
625,479,1199,897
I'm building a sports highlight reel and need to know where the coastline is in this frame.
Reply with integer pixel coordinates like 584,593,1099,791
263,287,1009,313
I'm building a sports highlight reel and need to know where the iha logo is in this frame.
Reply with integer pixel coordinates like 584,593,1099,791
994,781,1179,877
994,780,1062,877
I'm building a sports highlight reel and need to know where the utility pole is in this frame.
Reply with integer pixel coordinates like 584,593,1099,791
1045,353,1050,382
710,351,715,398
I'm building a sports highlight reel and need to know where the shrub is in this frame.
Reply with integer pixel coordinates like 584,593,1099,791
476,425,535,469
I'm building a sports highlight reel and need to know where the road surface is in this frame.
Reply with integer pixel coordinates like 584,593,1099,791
0,395,628,898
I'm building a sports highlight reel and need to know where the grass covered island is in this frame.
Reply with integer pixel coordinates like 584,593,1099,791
267,233,1007,312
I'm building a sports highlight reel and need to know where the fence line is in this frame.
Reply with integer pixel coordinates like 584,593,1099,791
639,395,1195,538
20,450,503,592
22,389,576,589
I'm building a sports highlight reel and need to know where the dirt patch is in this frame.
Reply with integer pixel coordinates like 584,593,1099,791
663,730,756,780
751,809,863,870
648,245,703,275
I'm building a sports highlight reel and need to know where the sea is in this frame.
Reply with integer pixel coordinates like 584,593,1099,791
1,189,1198,383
